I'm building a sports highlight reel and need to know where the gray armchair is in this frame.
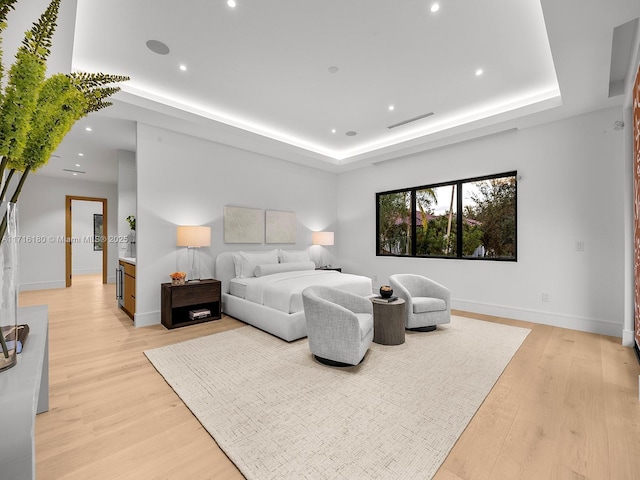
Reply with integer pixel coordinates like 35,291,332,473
301,286,373,366
389,274,450,331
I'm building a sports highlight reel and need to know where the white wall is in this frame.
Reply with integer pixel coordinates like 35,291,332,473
17,174,118,291
135,124,337,327
337,107,626,337
71,200,103,275
117,149,137,258
621,45,640,346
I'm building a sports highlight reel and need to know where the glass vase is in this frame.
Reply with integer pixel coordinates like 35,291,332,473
0,202,18,371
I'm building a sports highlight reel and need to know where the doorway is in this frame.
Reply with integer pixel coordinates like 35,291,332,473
65,195,108,287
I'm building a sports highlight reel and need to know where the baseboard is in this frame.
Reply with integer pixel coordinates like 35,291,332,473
622,328,636,347
452,299,623,338
134,310,161,328
19,280,66,292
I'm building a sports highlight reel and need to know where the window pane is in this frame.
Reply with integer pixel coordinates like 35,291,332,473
462,176,516,259
416,185,457,257
377,191,412,255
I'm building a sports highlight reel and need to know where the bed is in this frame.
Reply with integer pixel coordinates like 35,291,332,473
215,250,373,341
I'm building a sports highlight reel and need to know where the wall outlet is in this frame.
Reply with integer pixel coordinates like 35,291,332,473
542,292,550,302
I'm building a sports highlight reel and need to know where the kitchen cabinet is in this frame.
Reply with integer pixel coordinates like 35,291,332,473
119,260,135,320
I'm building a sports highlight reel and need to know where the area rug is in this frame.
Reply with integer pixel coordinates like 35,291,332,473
144,316,530,480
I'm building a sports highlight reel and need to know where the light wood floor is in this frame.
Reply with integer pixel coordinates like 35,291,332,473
23,274,640,479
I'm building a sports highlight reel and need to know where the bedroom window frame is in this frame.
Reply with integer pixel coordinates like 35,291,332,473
376,171,517,261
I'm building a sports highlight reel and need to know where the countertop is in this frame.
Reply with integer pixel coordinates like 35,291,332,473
119,257,136,265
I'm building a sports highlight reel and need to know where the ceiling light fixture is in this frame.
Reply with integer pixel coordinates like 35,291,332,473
75,163,81,167
475,68,484,76
85,127,92,132
430,3,440,13
179,64,187,71
388,105,395,111
331,129,336,134
227,0,237,7
78,153,84,156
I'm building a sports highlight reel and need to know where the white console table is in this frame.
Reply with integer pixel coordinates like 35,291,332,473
0,305,49,480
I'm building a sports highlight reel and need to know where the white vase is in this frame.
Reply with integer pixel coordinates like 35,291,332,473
0,202,18,371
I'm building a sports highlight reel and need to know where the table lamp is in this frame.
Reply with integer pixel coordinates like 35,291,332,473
177,225,211,282
312,231,334,268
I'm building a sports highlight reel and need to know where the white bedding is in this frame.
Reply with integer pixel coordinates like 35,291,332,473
237,269,372,314
229,277,249,298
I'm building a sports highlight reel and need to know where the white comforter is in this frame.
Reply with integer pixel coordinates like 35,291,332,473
243,270,372,314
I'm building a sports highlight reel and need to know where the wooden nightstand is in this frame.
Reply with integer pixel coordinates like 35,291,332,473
161,279,221,329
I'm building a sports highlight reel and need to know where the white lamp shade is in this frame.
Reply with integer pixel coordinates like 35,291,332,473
177,226,211,247
312,231,334,246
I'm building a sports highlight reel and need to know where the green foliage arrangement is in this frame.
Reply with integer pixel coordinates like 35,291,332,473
126,215,135,231
0,0,128,237
0,0,128,359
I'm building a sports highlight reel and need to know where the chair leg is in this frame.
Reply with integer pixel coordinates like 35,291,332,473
408,325,437,332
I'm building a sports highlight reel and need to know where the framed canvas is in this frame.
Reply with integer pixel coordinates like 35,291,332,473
266,210,296,244
224,206,263,243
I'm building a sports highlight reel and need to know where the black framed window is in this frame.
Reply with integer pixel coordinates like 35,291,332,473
376,171,517,261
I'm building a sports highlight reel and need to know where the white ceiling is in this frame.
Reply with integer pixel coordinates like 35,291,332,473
30,0,640,182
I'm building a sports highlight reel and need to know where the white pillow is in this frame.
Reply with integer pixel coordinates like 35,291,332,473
232,250,279,278
255,261,315,277
279,249,310,263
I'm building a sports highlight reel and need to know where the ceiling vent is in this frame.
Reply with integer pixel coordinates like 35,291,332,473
387,112,434,129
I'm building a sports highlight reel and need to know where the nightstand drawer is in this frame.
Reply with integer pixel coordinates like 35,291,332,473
172,283,219,307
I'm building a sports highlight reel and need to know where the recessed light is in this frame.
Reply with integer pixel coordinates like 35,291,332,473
146,39,170,55
227,0,236,7
328,66,339,74
85,127,92,132
75,163,81,167
78,153,84,156
179,64,187,71
331,129,336,134
388,105,395,111
430,3,440,13
475,68,483,76
73,173,78,176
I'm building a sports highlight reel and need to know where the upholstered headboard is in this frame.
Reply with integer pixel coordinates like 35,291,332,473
214,251,237,295
215,249,316,294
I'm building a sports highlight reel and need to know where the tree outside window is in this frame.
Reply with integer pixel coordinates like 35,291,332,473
377,172,517,261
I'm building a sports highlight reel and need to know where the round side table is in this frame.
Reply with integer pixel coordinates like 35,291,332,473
371,297,406,345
